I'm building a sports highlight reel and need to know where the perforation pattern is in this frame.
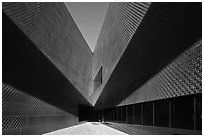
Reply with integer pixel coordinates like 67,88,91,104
2,83,77,135
3,2,93,100
2,2,45,33
93,2,151,95
119,41,202,106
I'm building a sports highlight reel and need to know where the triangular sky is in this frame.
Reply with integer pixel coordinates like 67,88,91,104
65,2,109,52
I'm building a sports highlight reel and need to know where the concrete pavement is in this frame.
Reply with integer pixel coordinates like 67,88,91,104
44,122,128,135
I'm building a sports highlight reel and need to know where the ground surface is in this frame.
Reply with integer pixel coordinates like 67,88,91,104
45,122,202,135
44,122,128,135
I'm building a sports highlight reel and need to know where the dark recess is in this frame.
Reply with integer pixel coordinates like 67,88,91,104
94,67,103,91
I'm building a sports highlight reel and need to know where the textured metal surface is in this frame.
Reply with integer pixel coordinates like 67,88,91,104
2,83,77,135
119,41,202,106
2,2,93,103
2,2,202,134
92,2,151,104
94,3,202,109
2,4,92,134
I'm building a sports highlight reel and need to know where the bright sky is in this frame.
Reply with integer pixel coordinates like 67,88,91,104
65,2,109,52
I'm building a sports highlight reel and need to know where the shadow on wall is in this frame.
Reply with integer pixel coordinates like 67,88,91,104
2,83,79,135
2,12,92,116
95,2,202,109
99,93,202,133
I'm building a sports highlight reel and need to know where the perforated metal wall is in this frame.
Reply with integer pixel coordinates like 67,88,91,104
119,40,202,106
2,2,93,101
2,83,77,135
92,2,151,102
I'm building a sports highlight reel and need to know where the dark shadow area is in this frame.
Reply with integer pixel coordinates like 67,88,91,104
78,105,98,122
155,99,169,127
2,12,92,116
100,93,202,134
127,105,134,124
2,82,80,135
171,94,194,129
94,67,102,92
134,104,142,125
94,3,202,109
143,102,153,126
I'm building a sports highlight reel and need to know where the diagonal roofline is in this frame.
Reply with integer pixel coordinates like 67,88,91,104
64,2,94,54
64,2,110,53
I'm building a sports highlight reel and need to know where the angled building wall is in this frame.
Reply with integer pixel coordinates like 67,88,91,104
92,2,151,104
3,83,77,134
2,2,93,134
2,2,202,135
3,2,93,102
94,2,201,109
93,2,202,132
118,41,201,106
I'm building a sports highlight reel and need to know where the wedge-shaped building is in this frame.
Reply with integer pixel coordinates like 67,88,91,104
2,2,202,135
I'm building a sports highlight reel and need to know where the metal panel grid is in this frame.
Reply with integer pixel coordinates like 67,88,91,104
2,83,77,135
119,40,202,106
2,2,93,100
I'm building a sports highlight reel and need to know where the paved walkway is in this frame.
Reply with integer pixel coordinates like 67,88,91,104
44,122,128,135
103,122,202,135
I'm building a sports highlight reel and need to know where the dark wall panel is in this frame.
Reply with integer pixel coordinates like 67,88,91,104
134,104,142,125
113,108,117,122
121,107,126,123
155,99,169,127
171,95,194,129
143,102,153,126
196,94,202,130
98,93,201,131
127,105,134,124
118,107,122,123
